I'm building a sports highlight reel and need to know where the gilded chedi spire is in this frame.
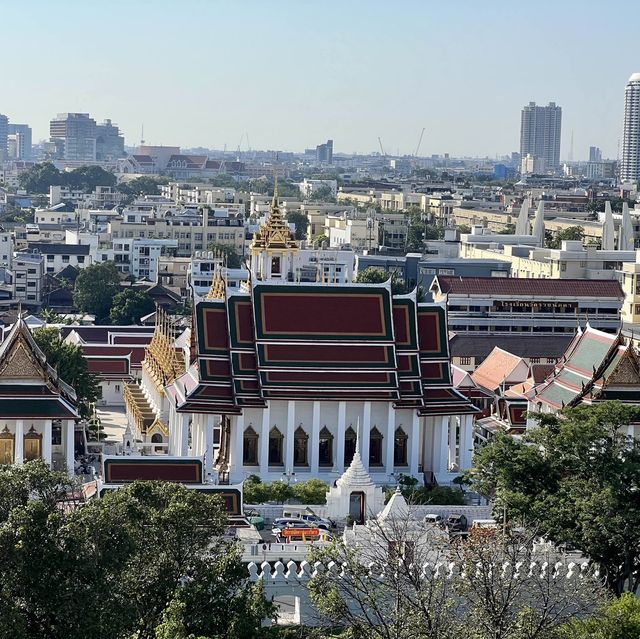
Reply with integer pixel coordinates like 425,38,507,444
250,174,298,251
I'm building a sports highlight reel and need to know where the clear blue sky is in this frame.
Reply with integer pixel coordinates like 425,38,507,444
2,0,638,159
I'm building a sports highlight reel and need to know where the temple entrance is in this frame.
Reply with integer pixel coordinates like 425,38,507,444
349,491,365,524
24,428,42,462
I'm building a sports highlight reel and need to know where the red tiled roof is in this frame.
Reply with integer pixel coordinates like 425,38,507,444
471,347,528,392
435,277,624,298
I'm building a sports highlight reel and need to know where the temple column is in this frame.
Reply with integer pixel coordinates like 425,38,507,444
14,420,24,465
336,401,346,473
179,413,190,456
310,401,320,475
233,413,244,478
285,401,295,473
42,419,52,467
459,413,474,470
410,411,420,478
385,404,395,477
361,401,371,470
259,404,270,471
65,419,75,476
205,414,215,479
448,418,458,470
432,415,449,477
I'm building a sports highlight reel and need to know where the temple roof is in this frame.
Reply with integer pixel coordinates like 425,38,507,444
249,177,297,251
168,282,477,415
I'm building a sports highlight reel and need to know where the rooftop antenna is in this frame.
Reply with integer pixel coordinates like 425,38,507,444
140,124,145,146
568,130,574,163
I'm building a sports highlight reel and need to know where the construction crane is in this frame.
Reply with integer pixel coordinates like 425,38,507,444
377,136,386,157
414,127,426,157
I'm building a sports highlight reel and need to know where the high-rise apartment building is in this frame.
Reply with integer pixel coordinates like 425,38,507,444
50,113,98,162
7,124,32,159
96,119,125,160
621,73,640,183
519,102,562,171
0,114,8,160
316,139,333,163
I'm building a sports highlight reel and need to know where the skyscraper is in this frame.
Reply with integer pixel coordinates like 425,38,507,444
316,139,333,164
519,102,562,171
0,114,8,161
7,124,32,160
589,146,602,163
621,73,640,183
50,113,97,162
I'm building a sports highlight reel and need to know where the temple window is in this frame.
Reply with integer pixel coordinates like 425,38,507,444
243,426,258,465
24,426,42,462
394,427,408,466
0,427,14,465
271,256,281,275
268,427,284,466
344,426,357,466
151,433,163,454
318,426,334,467
369,427,383,467
293,426,308,466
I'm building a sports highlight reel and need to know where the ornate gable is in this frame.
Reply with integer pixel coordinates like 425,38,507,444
602,346,640,387
0,339,44,380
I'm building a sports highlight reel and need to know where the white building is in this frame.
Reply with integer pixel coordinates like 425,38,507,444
621,72,640,184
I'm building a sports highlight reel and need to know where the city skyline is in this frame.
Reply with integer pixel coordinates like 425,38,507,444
1,0,638,159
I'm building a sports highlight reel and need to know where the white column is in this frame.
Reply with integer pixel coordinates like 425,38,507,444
361,401,371,470
14,420,24,465
459,413,474,470
233,413,245,479
336,401,346,472
310,401,320,474
65,419,75,476
410,411,420,478
42,419,52,467
448,418,458,470
285,400,295,473
205,414,215,479
432,416,449,476
385,404,396,477
179,413,190,456
259,404,270,471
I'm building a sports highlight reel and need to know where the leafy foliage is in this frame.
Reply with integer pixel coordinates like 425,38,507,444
109,289,155,325
206,242,243,268
33,327,100,418
116,175,169,204
0,468,274,639
243,475,328,505
308,184,335,203
72,261,121,322
546,225,585,249
18,162,116,194
286,211,309,240
560,593,640,639
466,402,640,595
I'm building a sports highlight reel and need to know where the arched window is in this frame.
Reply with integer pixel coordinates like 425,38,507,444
271,256,281,276
151,432,163,454
294,426,308,467
243,426,258,465
318,426,333,467
268,427,284,466
344,426,357,466
394,427,408,466
369,426,383,467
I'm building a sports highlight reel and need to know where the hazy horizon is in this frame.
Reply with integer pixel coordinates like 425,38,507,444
2,0,638,161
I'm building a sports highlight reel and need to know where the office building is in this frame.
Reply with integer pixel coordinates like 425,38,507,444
95,119,125,160
7,124,32,159
519,102,562,171
621,73,640,183
50,113,97,162
589,145,602,163
0,114,8,160
316,139,333,163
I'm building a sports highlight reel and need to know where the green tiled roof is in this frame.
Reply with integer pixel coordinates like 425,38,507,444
0,398,77,418
567,334,615,373
538,383,578,408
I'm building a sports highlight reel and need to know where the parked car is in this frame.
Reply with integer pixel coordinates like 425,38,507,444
271,519,316,536
446,513,468,534
423,513,444,526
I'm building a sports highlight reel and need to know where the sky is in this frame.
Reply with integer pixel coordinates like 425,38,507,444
2,0,639,160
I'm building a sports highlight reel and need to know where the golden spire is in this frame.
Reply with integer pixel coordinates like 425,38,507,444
206,250,226,301
142,305,185,390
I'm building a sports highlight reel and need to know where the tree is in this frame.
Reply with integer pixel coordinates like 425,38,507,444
206,242,243,268
466,402,640,595
0,468,274,639
65,165,116,191
109,289,155,325
286,212,309,240
292,479,329,505
309,184,335,203
34,327,100,419
458,224,471,234
277,181,301,199
497,223,516,235
560,593,640,639
309,512,603,639
546,226,585,249
117,176,169,204
356,267,389,284
73,261,121,322
18,162,62,193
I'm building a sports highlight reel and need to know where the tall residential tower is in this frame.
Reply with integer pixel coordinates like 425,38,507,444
621,73,640,183
519,102,562,172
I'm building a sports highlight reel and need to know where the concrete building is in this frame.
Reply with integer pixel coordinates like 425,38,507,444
326,213,379,251
520,102,562,171
27,242,92,275
621,73,640,184
621,249,640,325
298,178,338,199
431,276,623,335
95,119,125,160
7,124,32,160
0,114,7,160
316,139,333,163
0,232,12,269
49,113,98,162
12,251,44,306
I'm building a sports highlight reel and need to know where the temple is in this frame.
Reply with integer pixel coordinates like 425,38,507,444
121,188,479,486
0,312,79,473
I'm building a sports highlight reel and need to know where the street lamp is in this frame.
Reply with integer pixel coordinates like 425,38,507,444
281,469,297,486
